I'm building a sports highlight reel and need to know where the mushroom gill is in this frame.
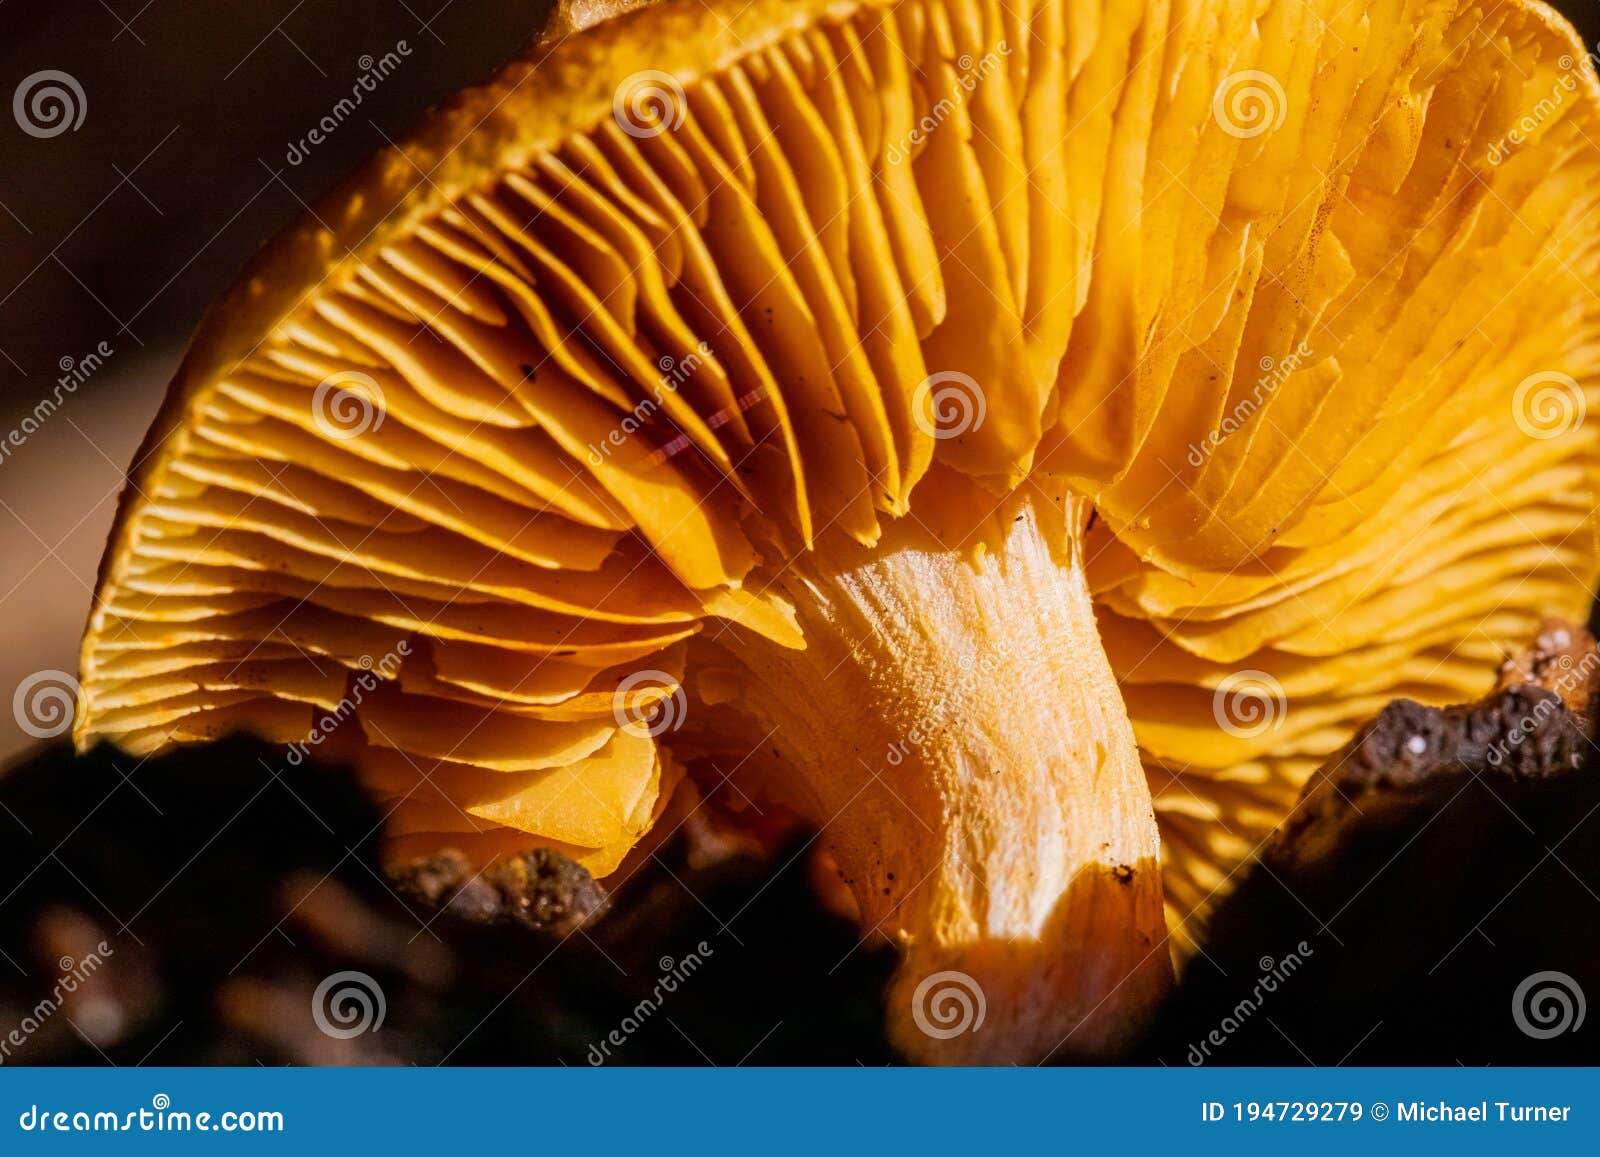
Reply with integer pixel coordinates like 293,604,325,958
76,0,1600,1063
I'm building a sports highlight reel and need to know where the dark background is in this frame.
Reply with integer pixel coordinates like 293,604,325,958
0,0,554,390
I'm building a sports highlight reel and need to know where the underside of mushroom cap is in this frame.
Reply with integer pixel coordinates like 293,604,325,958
76,0,1600,1059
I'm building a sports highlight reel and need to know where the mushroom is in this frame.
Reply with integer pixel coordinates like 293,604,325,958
75,0,1600,1063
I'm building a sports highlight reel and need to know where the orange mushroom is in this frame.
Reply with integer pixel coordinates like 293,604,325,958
76,0,1600,1062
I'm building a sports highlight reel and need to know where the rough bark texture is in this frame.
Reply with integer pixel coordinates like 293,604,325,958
1141,620,1600,1065
1270,686,1589,881
391,848,607,936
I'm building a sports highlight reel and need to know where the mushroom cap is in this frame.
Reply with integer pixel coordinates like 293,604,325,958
77,0,1600,947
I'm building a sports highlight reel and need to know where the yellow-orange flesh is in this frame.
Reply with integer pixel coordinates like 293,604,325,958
76,0,1600,1062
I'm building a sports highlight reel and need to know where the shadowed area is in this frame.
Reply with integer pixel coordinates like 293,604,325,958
0,738,894,1066
1141,669,1600,1065
1,706,1596,1063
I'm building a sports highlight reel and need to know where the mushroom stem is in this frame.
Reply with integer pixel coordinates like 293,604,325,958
710,491,1170,1064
